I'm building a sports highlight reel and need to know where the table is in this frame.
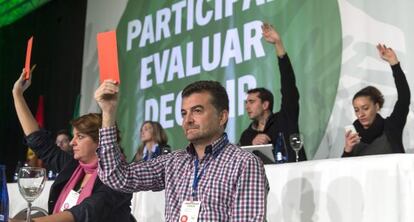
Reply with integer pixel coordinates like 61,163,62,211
8,154,414,221
265,154,414,222
8,180,53,218
131,190,165,221
131,154,414,222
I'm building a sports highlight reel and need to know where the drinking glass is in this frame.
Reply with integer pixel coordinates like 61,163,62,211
17,167,47,222
289,133,304,162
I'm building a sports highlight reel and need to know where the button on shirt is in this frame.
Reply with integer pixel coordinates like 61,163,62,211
98,126,268,222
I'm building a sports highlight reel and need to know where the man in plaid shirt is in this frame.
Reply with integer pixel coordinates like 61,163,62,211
95,80,268,221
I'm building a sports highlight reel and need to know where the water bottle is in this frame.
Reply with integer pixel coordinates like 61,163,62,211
0,165,9,222
274,132,288,164
276,152,283,163
280,133,289,162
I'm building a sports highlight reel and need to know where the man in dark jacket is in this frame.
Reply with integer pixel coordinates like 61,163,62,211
239,22,307,162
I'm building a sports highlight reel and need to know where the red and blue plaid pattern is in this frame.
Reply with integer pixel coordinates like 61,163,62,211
98,126,268,222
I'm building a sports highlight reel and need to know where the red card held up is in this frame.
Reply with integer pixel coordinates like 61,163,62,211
97,31,120,83
24,36,33,80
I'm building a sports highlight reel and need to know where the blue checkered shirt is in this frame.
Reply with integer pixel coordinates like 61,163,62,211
98,126,268,221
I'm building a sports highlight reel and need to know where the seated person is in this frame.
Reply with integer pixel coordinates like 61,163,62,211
343,44,411,157
12,68,134,222
56,129,73,154
132,121,171,162
239,22,306,162
26,147,44,168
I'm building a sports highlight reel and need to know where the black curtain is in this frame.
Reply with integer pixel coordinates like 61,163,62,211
0,0,87,181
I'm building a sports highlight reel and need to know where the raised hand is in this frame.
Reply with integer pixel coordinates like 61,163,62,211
262,22,286,57
94,80,119,127
12,65,36,96
261,22,281,45
12,65,39,135
377,43,399,66
94,80,119,112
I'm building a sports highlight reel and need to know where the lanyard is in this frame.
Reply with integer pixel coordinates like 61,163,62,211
192,158,206,199
191,145,226,199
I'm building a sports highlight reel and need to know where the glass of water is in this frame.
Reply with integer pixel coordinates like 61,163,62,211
18,167,47,222
289,133,304,162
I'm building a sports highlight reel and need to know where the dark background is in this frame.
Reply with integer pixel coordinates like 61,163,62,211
0,0,87,181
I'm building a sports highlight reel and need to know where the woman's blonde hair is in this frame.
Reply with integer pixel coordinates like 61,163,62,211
135,121,168,159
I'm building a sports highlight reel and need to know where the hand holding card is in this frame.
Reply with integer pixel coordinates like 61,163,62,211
24,36,33,80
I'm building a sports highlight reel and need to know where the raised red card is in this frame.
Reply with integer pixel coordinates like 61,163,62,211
97,31,120,83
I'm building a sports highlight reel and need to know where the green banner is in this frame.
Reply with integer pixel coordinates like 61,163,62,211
114,0,342,159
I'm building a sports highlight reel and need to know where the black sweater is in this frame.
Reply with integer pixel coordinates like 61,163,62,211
343,63,411,157
239,54,307,162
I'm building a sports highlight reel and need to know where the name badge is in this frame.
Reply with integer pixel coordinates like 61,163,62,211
179,201,201,222
60,190,80,212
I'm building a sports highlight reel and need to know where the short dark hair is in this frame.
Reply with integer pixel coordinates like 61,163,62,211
56,129,71,138
353,86,384,108
247,87,274,111
182,80,229,113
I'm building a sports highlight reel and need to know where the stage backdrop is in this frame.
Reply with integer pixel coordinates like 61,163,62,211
80,0,413,160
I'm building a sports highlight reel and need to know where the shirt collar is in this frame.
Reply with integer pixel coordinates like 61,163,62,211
143,143,159,153
186,133,229,159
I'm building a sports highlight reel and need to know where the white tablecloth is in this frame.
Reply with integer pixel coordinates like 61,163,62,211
265,154,414,222
8,180,53,218
7,154,414,221
131,154,414,222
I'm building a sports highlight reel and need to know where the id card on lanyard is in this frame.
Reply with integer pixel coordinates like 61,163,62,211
179,201,201,222
60,190,80,212
181,157,211,221
180,158,208,221
180,139,226,221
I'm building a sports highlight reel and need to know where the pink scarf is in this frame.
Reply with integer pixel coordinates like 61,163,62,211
53,160,98,213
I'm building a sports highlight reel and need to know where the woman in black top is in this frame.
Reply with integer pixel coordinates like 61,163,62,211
12,68,134,222
343,44,411,157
